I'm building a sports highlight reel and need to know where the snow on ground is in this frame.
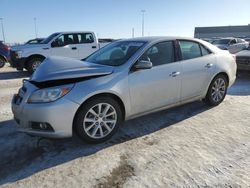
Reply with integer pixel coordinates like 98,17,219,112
0,66,250,188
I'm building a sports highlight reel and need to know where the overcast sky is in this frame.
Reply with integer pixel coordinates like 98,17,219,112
1,0,250,43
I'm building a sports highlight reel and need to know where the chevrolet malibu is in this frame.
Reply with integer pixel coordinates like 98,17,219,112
12,37,237,143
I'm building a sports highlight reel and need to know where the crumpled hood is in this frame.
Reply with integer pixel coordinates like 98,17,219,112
30,56,114,83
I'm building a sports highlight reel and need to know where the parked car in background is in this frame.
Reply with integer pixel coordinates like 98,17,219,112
10,31,111,73
25,38,45,45
12,37,237,143
0,41,10,68
212,38,249,54
236,46,250,71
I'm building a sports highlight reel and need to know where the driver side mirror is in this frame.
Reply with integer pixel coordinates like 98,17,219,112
134,60,153,70
51,41,58,48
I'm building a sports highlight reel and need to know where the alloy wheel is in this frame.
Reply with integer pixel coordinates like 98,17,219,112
83,103,117,139
211,78,226,102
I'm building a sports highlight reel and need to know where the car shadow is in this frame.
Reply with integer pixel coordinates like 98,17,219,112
0,101,212,185
228,71,250,96
0,71,29,80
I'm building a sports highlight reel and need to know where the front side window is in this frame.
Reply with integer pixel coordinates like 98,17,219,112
85,41,145,66
140,41,175,66
230,39,236,44
53,34,78,47
179,41,202,60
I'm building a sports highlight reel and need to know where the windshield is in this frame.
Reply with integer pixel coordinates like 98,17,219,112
212,39,231,45
85,41,146,66
40,33,60,44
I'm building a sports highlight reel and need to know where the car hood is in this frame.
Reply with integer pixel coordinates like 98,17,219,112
30,56,114,83
236,50,250,57
11,44,47,51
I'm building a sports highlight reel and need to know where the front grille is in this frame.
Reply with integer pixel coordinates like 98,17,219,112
10,50,18,61
236,57,250,65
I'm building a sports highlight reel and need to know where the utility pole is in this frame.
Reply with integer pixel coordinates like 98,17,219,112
132,28,134,38
141,10,146,37
34,17,37,38
0,18,6,42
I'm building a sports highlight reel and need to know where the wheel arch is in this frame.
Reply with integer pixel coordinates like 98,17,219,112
24,54,46,69
205,71,230,97
0,55,7,62
72,92,126,132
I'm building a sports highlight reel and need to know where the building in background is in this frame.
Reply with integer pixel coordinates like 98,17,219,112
194,24,250,39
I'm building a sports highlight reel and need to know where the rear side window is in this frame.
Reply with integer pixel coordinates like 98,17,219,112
78,33,94,43
179,41,202,60
200,45,211,56
140,41,175,66
179,41,211,60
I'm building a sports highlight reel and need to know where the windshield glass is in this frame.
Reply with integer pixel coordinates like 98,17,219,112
40,33,60,44
212,39,231,45
85,41,146,66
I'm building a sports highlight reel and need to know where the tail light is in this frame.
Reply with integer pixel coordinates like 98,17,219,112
1,44,10,51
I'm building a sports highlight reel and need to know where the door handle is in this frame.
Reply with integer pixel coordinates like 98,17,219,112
72,47,77,50
92,46,97,49
170,71,180,77
205,63,213,68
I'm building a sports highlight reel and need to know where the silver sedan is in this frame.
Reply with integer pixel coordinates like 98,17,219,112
12,37,237,143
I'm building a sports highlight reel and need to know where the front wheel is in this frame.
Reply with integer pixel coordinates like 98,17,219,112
27,57,44,74
204,74,228,106
0,57,6,68
74,97,123,143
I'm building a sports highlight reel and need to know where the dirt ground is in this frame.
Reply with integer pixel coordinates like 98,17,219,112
0,65,250,188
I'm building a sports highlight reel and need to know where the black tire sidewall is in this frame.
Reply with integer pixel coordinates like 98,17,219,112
206,75,228,106
74,97,123,143
0,57,6,68
27,57,43,74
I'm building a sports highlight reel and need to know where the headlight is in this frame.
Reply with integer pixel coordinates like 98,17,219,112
15,50,23,59
28,84,74,103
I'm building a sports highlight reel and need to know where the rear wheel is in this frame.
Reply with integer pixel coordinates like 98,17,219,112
74,97,123,143
27,57,44,74
204,74,228,106
0,57,6,68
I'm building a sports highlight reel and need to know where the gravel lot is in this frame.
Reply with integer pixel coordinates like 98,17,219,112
0,65,250,188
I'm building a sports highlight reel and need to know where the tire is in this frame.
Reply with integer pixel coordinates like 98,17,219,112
74,97,123,144
27,57,44,74
204,74,228,106
0,57,6,68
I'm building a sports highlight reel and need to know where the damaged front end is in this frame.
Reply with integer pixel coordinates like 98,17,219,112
29,56,114,88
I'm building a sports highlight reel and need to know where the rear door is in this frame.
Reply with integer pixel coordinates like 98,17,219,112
128,41,181,115
77,33,98,59
50,33,79,58
178,40,215,101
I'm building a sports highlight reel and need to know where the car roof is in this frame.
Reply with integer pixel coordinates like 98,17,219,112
57,31,95,34
122,36,203,43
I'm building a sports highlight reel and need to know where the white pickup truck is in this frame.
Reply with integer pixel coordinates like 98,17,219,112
10,31,111,73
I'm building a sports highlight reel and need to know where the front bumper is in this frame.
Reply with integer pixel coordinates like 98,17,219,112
236,57,250,71
10,50,27,70
11,84,80,138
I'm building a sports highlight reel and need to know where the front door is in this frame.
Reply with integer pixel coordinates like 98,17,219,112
50,33,79,59
128,41,181,115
